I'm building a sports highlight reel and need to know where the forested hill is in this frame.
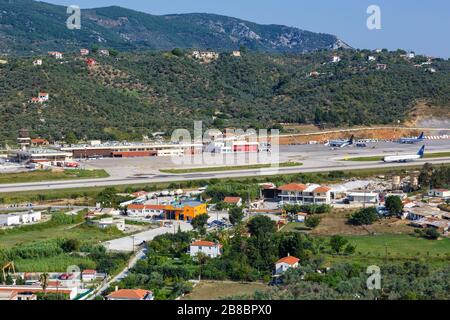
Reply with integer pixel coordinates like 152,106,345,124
0,48,449,143
0,0,344,55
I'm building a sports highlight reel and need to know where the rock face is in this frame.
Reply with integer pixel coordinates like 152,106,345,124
0,0,347,54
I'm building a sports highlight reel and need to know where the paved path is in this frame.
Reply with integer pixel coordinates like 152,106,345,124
87,248,147,300
104,221,193,252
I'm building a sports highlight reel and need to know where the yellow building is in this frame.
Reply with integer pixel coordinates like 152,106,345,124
163,201,207,221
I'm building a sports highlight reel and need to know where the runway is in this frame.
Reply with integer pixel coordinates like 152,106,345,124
0,140,449,193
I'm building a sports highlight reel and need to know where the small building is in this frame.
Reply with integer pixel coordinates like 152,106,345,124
0,214,21,226
368,56,376,62
92,218,125,231
192,51,219,62
295,212,308,222
223,197,243,207
81,269,97,282
107,289,154,301
331,56,341,63
346,192,379,204
428,189,450,198
98,49,110,56
33,59,42,66
0,285,77,300
275,255,300,275
86,58,96,66
189,240,222,258
38,92,49,102
48,51,63,59
126,204,166,217
80,49,90,56
406,206,442,221
31,138,49,147
231,51,241,57
20,211,42,224
376,64,387,70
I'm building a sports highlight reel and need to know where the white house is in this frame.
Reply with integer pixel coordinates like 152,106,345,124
98,49,110,56
92,218,125,231
33,59,42,66
80,49,90,56
48,51,63,59
278,183,332,204
428,189,450,198
38,92,49,102
81,269,97,282
275,255,300,275
20,211,42,224
231,51,241,57
189,241,222,258
331,56,341,63
346,192,379,204
368,56,376,62
0,214,21,226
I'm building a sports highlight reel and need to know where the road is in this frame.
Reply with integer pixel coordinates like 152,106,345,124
87,248,147,300
104,221,193,252
0,140,449,193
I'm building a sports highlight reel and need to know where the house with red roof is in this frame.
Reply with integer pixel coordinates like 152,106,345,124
189,240,222,258
106,289,153,301
223,196,243,207
278,183,332,204
275,255,300,275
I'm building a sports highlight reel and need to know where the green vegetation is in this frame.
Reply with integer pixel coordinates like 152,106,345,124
343,234,450,259
0,211,124,249
385,196,404,216
237,261,450,300
1,46,450,143
283,204,332,215
304,216,322,229
0,0,337,55
160,162,302,174
0,169,109,184
419,163,450,189
348,207,379,226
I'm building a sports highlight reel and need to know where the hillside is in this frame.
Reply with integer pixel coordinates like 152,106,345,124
0,48,449,143
0,0,345,55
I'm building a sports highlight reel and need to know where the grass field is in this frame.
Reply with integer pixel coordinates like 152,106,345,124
344,234,450,257
160,162,303,174
182,281,268,300
0,221,123,249
15,254,97,272
0,169,109,184
345,152,450,162
320,234,450,268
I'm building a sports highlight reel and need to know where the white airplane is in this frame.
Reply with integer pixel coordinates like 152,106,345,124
327,135,354,148
383,146,425,163
398,132,425,144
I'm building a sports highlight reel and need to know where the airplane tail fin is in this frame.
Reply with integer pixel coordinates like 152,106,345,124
418,146,426,158
418,132,425,140
349,135,354,144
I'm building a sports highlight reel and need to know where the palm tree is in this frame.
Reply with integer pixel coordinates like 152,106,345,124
39,273,49,296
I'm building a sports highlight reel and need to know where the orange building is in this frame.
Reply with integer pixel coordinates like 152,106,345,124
163,201,207,221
